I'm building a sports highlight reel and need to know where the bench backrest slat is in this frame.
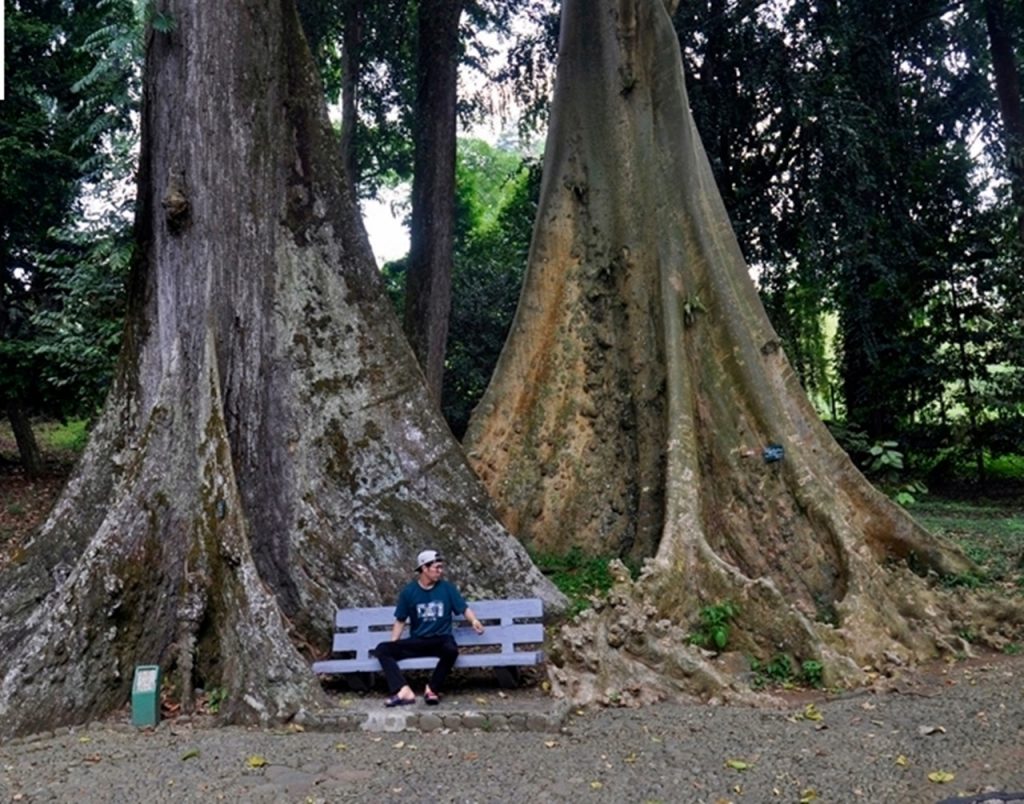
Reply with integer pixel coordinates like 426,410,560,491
329,597,544,657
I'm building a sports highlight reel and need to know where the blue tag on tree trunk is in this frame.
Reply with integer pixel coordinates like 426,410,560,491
762,444,784,463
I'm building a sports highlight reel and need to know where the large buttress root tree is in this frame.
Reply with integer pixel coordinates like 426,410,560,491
0,0,561,739
464,0,1020,705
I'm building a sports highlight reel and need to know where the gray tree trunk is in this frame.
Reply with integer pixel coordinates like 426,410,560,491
465,0,1017,704
6,402,43,479
0,0,561,740
985,0,1024,242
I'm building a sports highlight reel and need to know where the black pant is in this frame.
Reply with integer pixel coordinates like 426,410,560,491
374,635,459,694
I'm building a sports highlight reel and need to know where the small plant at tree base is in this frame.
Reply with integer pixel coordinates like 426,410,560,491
751,655,826,688
205,687,227,714
1003,643,1022,656
800,659,824,688
688,601,740,652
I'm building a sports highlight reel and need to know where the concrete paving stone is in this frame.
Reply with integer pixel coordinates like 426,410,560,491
417,713,444,732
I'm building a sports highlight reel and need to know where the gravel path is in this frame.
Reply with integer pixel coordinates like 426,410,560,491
2,657,1022,804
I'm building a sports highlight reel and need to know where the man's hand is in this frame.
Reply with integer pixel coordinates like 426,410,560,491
464,607,484,634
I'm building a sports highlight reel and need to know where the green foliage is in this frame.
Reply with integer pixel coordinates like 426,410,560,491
800,660,824,688
826,423,932,503
41,419,91,453
148,11,177,34
675,0,1017,459
749,653,824,688
205,687,227,714
530,546,629,618
442,142,541,436
688,601,739,652
985,454,1024,481
300,0,546,196
1,0,137,433
750,654,794,688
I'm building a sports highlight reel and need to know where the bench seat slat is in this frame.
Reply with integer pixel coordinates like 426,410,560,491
312,650,544,675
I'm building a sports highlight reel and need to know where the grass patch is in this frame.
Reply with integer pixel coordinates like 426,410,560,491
907,498,1024,587
37,419,90,453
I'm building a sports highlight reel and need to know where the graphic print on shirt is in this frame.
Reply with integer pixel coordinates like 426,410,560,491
417,601,445,623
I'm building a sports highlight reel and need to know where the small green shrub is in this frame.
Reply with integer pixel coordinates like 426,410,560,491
206,687,227,714
688,601,740,652
800,659,824,687
751,653,798,688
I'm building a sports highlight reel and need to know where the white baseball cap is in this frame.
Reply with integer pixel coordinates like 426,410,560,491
416,549,443,569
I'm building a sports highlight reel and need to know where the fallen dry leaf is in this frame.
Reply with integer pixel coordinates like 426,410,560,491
927,770,955,783
724,758,751,771
918,725,946,736
895,755,908,767
246,755,267,769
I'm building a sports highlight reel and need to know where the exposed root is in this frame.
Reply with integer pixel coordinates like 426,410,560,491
548,559,1024,709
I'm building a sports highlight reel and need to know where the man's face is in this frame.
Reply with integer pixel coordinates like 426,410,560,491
421,560,445,584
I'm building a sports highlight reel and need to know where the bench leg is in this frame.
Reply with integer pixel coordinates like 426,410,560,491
344,672,376,692
494,667,520,689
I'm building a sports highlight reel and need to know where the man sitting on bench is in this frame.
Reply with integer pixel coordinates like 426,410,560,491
375,549,485,707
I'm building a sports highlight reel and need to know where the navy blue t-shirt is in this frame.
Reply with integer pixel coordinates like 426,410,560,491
394,579,468,638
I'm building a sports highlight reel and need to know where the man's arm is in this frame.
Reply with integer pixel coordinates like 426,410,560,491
390,619,407,641
463,607,484,634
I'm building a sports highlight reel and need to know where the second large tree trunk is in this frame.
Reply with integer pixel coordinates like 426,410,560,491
465,0,1017,704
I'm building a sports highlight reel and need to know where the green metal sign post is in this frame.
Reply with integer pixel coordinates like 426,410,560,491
131,665,161,728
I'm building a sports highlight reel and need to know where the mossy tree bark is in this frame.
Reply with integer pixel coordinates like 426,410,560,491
464,0,1019,704
0,0,561,740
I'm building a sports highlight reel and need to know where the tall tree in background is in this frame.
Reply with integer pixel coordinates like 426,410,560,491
984,0,1024,242
404,0,464,402
0,0,560,740
465,0,1013,704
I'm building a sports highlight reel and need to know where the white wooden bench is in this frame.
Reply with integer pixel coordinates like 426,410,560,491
312,597,545,688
